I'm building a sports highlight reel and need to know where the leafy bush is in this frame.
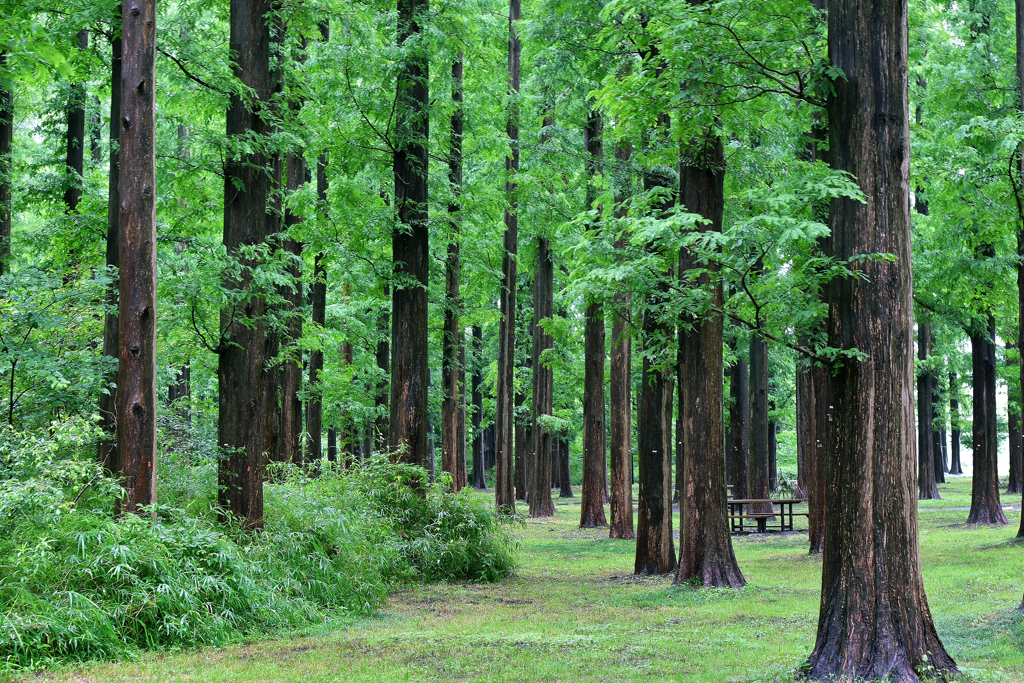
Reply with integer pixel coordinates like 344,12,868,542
0,423,518,671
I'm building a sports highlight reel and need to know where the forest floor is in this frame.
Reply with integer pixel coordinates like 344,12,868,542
24,477,1024,683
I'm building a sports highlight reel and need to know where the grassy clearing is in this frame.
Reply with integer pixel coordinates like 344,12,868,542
23,477,1024,683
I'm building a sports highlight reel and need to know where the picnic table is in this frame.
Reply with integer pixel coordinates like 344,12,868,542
727,498,805,533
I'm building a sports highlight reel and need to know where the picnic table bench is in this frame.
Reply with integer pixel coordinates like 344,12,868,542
728,498,806,533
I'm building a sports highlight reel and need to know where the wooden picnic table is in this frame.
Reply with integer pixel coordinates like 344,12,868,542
728,498,805,533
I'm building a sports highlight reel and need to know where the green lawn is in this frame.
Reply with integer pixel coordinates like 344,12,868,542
25,478,1024,682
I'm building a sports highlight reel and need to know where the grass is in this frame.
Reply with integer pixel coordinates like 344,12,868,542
19,477,1024,683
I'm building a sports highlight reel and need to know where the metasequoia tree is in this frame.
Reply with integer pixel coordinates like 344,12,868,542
494,0,521,512
805,0,957,674
747,279,772,513
608,139,634,540
580,108,607,528
1009,344,1022,494
730,342,750,499
675,133,744,588
917,322,938,499
390,0,430,467
471,325,487,489
219,0,271,528
948,372,962,474
442,54,467,490
0,52,12,275
116,0,157,513
63,30,87,215
530,238,555,517
967,315,1006,524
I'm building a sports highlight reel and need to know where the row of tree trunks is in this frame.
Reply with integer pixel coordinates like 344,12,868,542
530,237,555,517
580,108,607,528
675,132,744,588
218,0,271,529
805,0,957,674
441,55,467,490
917,322,939,499
494,0,520,513
115,0,157,513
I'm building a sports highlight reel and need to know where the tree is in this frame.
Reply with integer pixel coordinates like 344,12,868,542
530,237,555,517
390,0,430,468
580,108,607,528
949,372,963,474
747,279,772,514
219,0,272,529
495,0,521,513
63,30,87,216
966,315,1007,524
115,0,157,513
917,322,938,499
730,340,750,499
805,0,958,675
1008,344,1021,494
0,51,12,276
471,325,487,490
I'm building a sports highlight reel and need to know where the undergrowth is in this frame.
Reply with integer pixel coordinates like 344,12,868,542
0,416,518,671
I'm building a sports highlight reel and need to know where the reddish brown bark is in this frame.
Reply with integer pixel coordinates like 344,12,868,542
1008,345,1022,494
675,133,744,588
794,360,809,500
917,322,938,499
581,109,607,528
495,0,520,512
949,373,962,475
730,353,750,500
219,0,271,529
967,316,1006,524
64,30,88,215
530,238,555,517
747,308,772,514
559,438,572,498
805,0,957,673
390,0,430,469
281,127,305,466
115,0,157,513
471,326,487,490
807,359,827,554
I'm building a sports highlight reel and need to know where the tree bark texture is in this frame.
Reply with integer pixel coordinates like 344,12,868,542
530,238,555,517
219,0,271,528
375,280,390,453
1008,344,1022,494
949,373,962,475
917,322,938,499
932,366,946,484
806,0,957,674
471,325,487,489
116,0,157,513
306,152,327,462
1016,0,1024,549
768,418,777,491
794,360,809,500
581,109,607,527
967,316,1007,524
747,317,772,514
730,353,750,500
495,0,521,513
675,133,744,588
98,23,121,467
390,0,430,469
64,30,88,214
559,438,572,497
442,55,466,491
281,146,304,467
0,51,12,275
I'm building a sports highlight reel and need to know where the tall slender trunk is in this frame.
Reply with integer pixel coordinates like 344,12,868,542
581,108,607,527
794,357,808,500
967,315,1006,524
806,0,957,673
495,0,521,512
64,30,88,215
516,272,532,500
390,0,430,468
768,415,777,491
807,359,827,554
98,20,121,468
949,372,962,474
327,427,337,462
471,325,487,489
442,55,466,490
917,322,938,499
116,0,156,513
219,0,271,529
559,438,572,497
730,353,750,500
1009,344,1023,494
0,51,12,275
263,39,284,467
375,280,390,452
530,238,555,517
747,299,772,513
1018,0,1024,549
675,132,744,588
340,338,355,466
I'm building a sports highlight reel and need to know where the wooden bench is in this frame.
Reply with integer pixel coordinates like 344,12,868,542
728,499,805,533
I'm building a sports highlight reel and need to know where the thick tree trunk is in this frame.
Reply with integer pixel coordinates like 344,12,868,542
0,51,12,275
219,0,271,528
806,0,957,674
98,22,121,468
949,373,962,474
967,316,1007,524
530,238,555,517
581,109,607,527
807,359,828,553
390,0,430,469
115,0,157,514
675,133,744,588
64,30,88,215
747,316,772,513
442,55,466,490
1008,345,1022,494
495,0,521,512
917,322,938,499
471,326,487,489
559,438,572,497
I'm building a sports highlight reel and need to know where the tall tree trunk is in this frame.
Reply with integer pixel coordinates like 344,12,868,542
794,358,808,500
0,51,12,276
281,80,305,466
471,325,487,489
219,0,271,529
675,133,744,588
949,372,963,474
340,338,355,467
805,0,957,674
517,270,532,500
932,360,946,484
917,322,939,499
306,148,327,463
730,353,750,500
64,30,88,215
263,44,284,467
530,238,555,517
442,55,466,490
375,279,390,452
327,427,337,462
390,0,430,468
116,0,156,514
747,304,772,513
967,316,1007,524
608,139,634,539
1008,344,1022,494
768,416,777,491
559,438,572,497
495,0,521,512
98,20,121,468
581,108,607,527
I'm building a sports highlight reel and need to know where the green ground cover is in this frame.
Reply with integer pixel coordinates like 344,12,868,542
22,477,1024,683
